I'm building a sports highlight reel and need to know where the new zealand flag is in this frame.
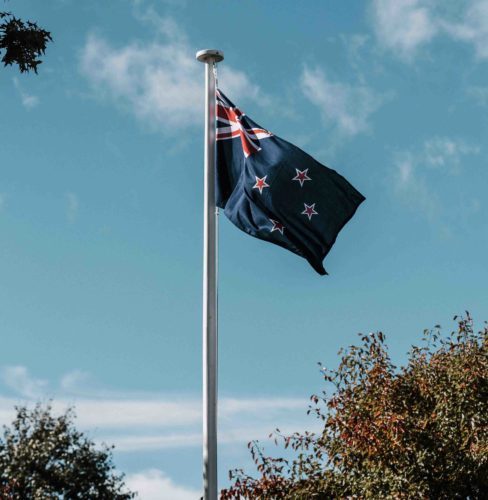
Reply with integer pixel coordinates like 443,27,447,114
216,90,365,275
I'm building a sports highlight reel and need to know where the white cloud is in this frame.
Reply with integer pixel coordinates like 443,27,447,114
218,66,267,105
300,66,384,136
442,0,488,60
66,192,79,223
0,365,311,453
392,136,480,221
423,137,479,171
371,0,437,60
0,367,316,500
393,152,440,220
1,366,48,399
340,34,371,80
60,370,91,392
13,77,40,109
132,6,187,40
107,433,201,452
80,34,200,131
220,397,304,415
0,393,312,453
105,419,323,452
71,399,201,429
371,0,488,62
20,94,39,109
79,16,264,133
126,469,200,500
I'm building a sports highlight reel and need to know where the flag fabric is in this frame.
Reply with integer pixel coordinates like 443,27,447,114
215,89,365,275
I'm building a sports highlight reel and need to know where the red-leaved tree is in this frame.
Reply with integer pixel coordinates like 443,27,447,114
221,314,487,499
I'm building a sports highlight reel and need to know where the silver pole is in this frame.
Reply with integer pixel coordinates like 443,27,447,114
196,48,224,500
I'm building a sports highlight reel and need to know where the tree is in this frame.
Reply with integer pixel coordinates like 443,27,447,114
221,314,488,499
0,10,51,73
0,404,135,499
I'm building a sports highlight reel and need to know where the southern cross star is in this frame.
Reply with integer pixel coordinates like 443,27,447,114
269,219,285,234
253,175,269,194
292,168,311,187
302,203,318,220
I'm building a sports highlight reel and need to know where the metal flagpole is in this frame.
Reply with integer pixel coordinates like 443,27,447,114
196,48,224,500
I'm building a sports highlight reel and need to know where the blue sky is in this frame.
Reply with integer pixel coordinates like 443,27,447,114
1,0,488,497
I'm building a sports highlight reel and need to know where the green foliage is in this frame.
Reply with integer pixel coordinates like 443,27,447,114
222,314,488,499
0,404,135,499
0,11,51,73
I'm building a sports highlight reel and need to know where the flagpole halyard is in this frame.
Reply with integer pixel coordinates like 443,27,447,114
196,48,224,500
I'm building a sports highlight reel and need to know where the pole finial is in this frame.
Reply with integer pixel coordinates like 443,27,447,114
196,49,224,63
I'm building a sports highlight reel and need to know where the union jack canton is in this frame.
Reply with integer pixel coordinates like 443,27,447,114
216,90,272,157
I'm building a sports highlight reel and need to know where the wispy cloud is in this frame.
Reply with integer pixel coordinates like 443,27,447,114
300,66,385,137
340,34,371,82
371,0,437,60
392,136,480,222
79,34,201,132
66,192,79,223
392,151,441,221
13,77,40,109
423,137,479,171
441,0,488,60
0,365,312,453
79,14,264,134
371,0,488,62
60,370,91,392
0,366,317,498
125,469,200,500
1,366,48,399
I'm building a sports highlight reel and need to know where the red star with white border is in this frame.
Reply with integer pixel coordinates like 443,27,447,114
292,168,311,187
269,219,285,235
253,175,269,194
302,203,318,220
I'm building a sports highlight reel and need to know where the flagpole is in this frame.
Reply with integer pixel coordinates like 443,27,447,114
196,48,224,500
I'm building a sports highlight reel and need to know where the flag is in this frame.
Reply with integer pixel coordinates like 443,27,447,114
216,90,365,275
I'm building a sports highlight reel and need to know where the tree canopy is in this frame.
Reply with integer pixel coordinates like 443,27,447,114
0,404,135,499
222,314,488,499
0,11,51,73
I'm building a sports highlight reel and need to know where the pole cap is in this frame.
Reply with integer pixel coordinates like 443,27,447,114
196,49,224,63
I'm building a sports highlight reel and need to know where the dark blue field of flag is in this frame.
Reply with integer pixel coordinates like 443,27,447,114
216,90,365,275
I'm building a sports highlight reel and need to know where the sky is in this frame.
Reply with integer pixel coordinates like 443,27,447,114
1,0,488,498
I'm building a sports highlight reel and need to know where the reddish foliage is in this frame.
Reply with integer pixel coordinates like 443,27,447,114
221,314,488,499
